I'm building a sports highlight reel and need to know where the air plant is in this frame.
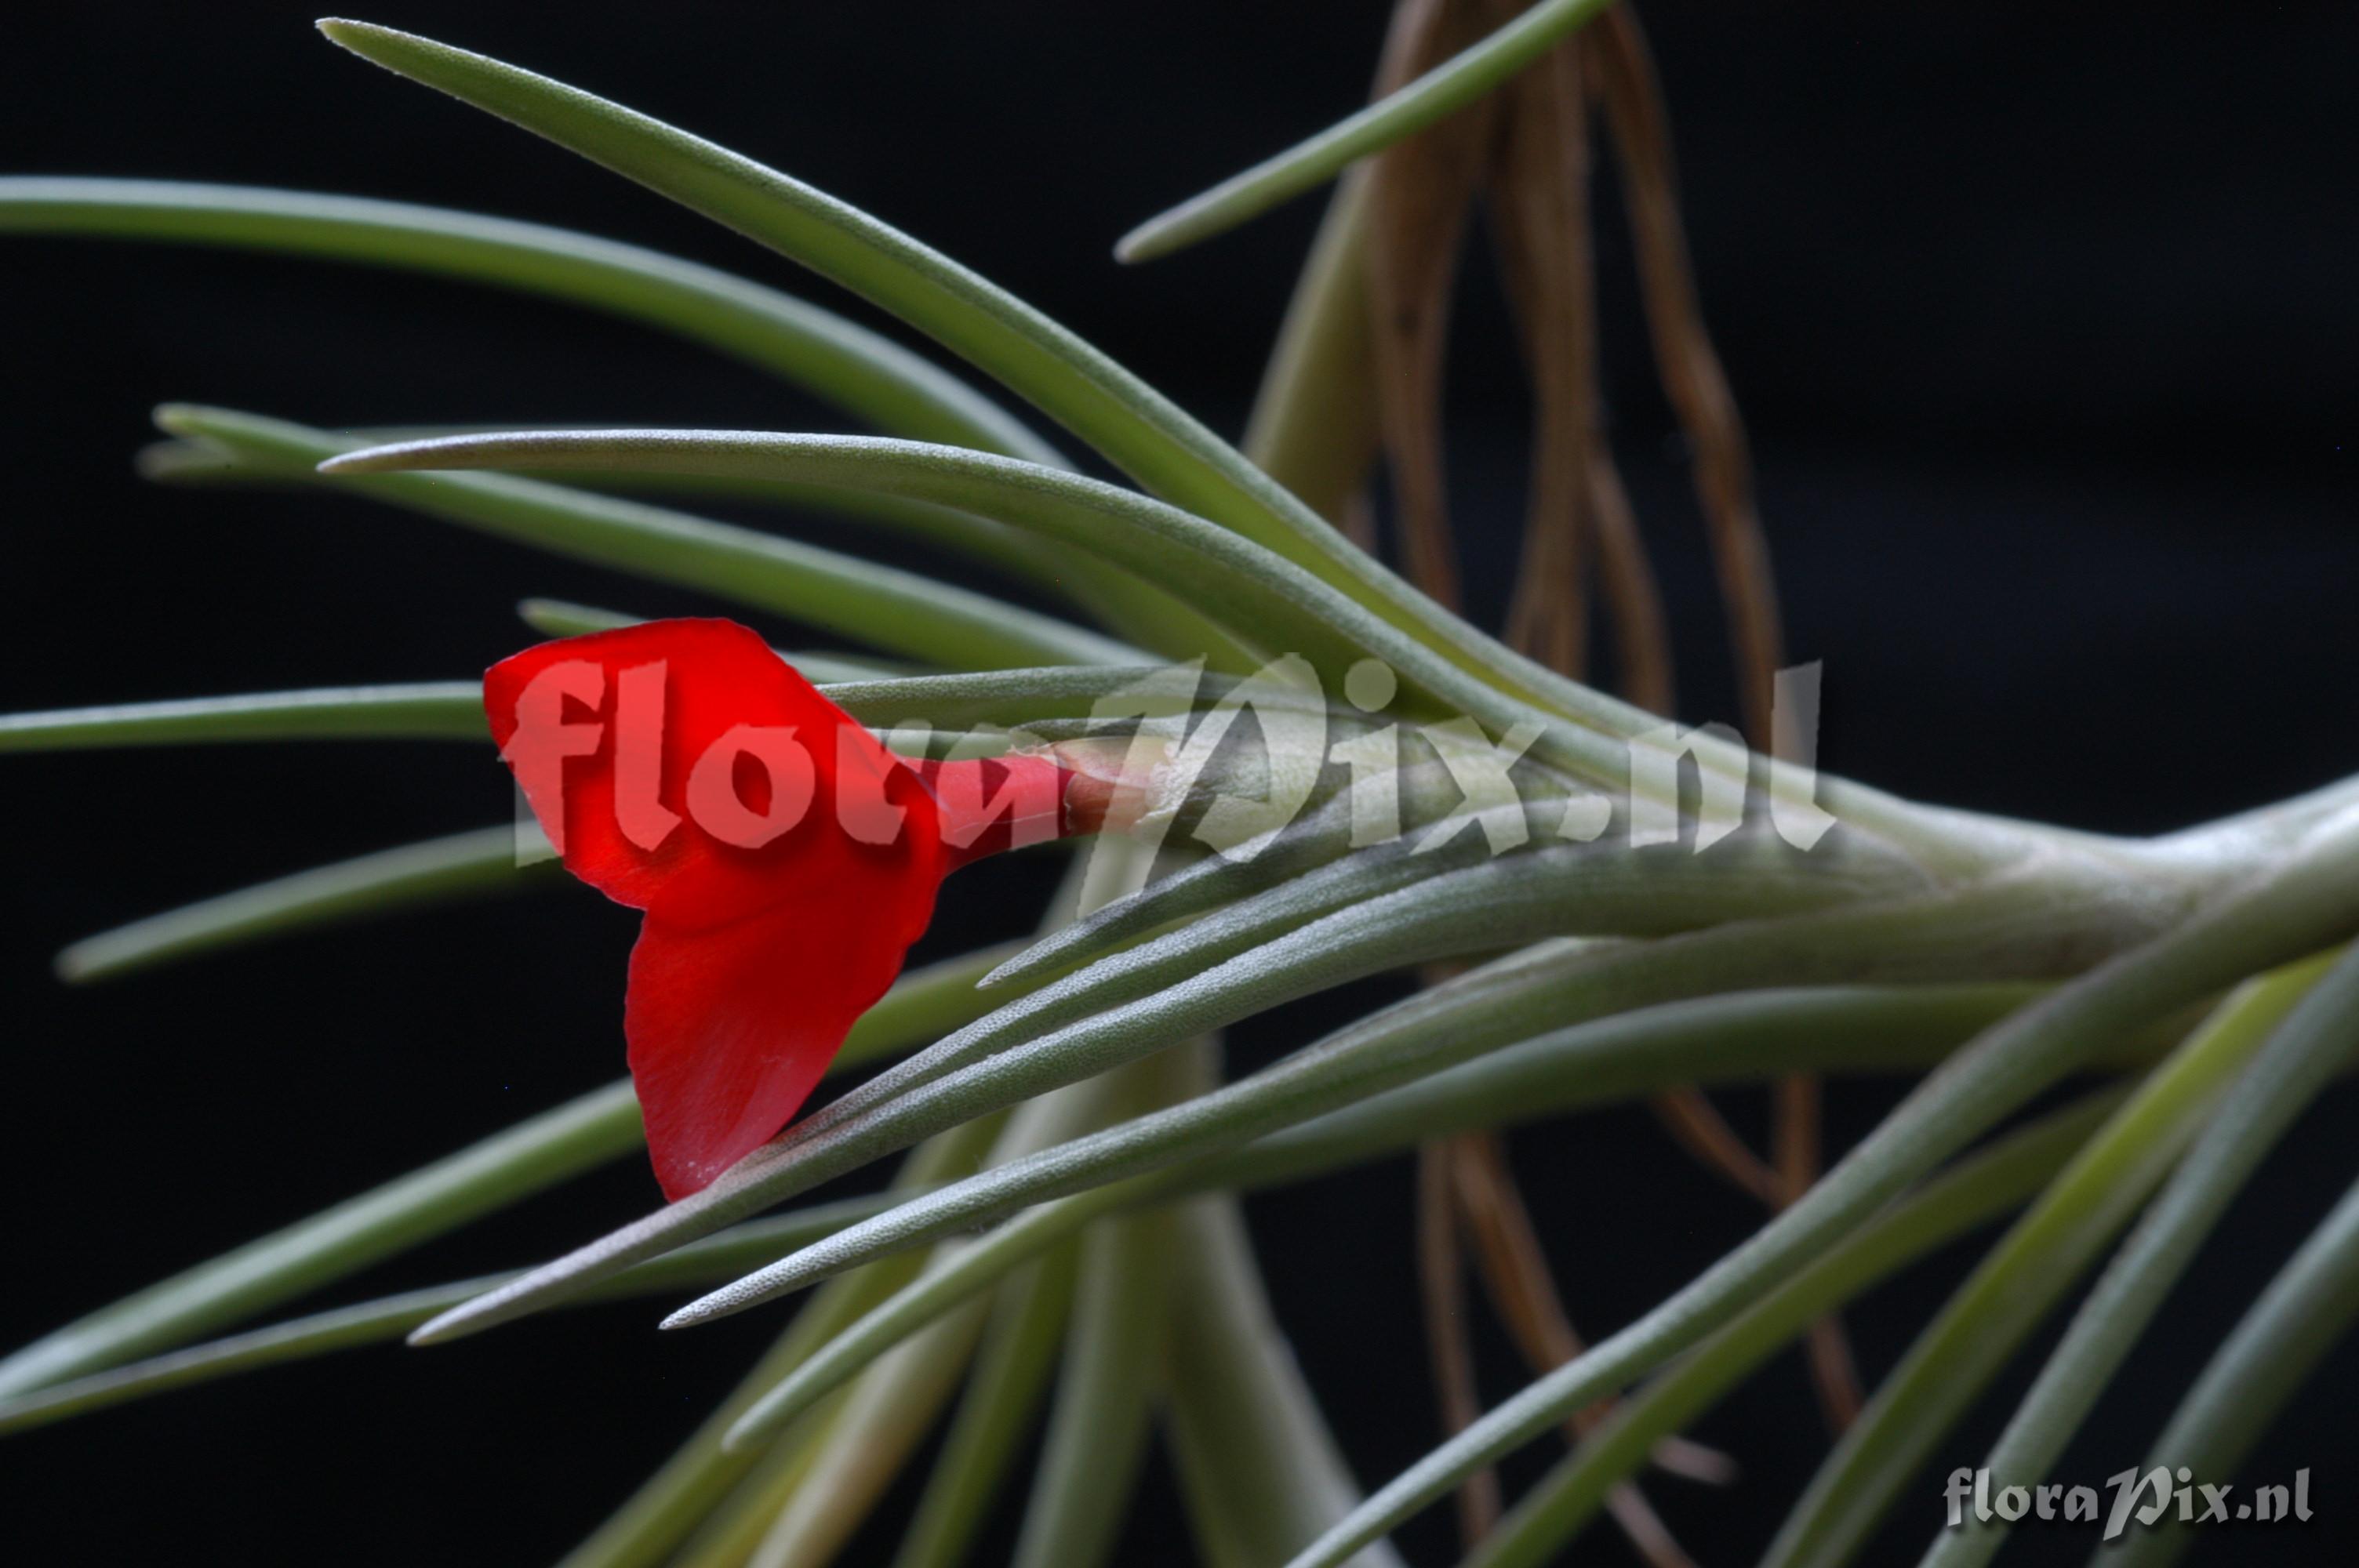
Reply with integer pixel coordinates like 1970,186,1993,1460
3,9,2355,1568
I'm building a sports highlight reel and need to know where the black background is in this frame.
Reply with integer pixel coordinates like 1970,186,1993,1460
3,3,2355,1563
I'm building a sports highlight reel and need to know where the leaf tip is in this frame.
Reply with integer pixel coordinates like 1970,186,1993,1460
314,442,414,475
1110,221,1168,267
656,1298,718,1331
51,943,102,985
406,1299,489,1346
149,402,209,437
314,17,382,46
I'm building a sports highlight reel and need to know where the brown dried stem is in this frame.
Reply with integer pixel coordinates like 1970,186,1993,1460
1365,0,1502,612
1418,1138,1502,1545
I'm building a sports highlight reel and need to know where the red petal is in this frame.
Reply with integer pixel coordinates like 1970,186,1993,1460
482,618,943,930
483,619,958,1196
626,899,921,1200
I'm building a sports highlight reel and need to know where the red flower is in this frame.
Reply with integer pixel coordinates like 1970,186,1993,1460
484,619,1077,1200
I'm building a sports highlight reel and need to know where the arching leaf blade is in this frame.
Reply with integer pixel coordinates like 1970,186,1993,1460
1117,0,1614,262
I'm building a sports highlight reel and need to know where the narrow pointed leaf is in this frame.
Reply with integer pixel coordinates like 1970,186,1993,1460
1280,813,2359,1568
1923,942,2359,1568
158,405,1136,670
666,869,2147,1324
1165,1196,1410,1568
0,176,1053,460
685,983,2146,1444
886,1248,1078,1568
1463,1088,2130,1568
410,862,2162,1346
308,18,1710,755
2106,1171,2359,1568
323,427,1776,799
306,22,1371,583
0,166,1239,657
1760,952,2337,1568
0,1191,902,1438
1116,0,1615,262
56,825,551,982
562,1121,1005,1568
2,940,1019,1403
0,683,483,751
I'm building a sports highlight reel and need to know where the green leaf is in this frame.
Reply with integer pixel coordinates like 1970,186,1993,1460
886,1247,1078,1568
805,804,1917,1171
1921,941,2359,1568
1,940,1019,1407
663,864,2130,1324
667,985,2092,1443
156,405,1138,670
56,824,550,982
405,863,2131,1347
0,1079,639,1401
1460,1087,2131,1568
562,1121,1005,1568
714,1048,1192,1452
1165,1196,1410,1568
2106,1172,2359,1568
1116,0,1613,262
1008,1200,1175,1568
515,602,907,682
819,664,1198,731
0,1190,903,1439
689,1076,1124,1568
0,176,1054,460
326,431,1373,677
0,683,484,751
146,428,1089,610
1240,174,1379,525
979,782,1378,993
696,979,2105,1453
319,427,1819,809
731,1301,990,1568
309,19,1703,753
466,851,1845,1341
0,170,1236,654
1279,811,2359,1568
1759,952,2338,1568
53,837,1006,989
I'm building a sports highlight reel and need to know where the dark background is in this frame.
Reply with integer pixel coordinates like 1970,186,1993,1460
3,2,2354,1563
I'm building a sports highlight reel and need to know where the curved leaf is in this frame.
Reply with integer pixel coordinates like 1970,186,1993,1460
56,825,550,982
158,405,1136,670
1165,1196,1410,1568
1115,0,1615,262
663,985,2129,1446
2105,1171,2359,1568
1921,941,2359,1567
1278,811,2359,1568
1461,1088,2130,1568
0,1190,902,1438
436,844,1954,1345
885,1247,1077,1568
1760,951,2338,1568
321,427,1797,804
308,19,1772,780
0,683,483,751
0,940,1018,1403
0,176,1053,459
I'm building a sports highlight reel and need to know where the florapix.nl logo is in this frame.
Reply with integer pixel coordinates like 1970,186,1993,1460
496,650,1842,870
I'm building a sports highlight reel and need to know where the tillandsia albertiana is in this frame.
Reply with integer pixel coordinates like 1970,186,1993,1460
2,11,2356,1568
